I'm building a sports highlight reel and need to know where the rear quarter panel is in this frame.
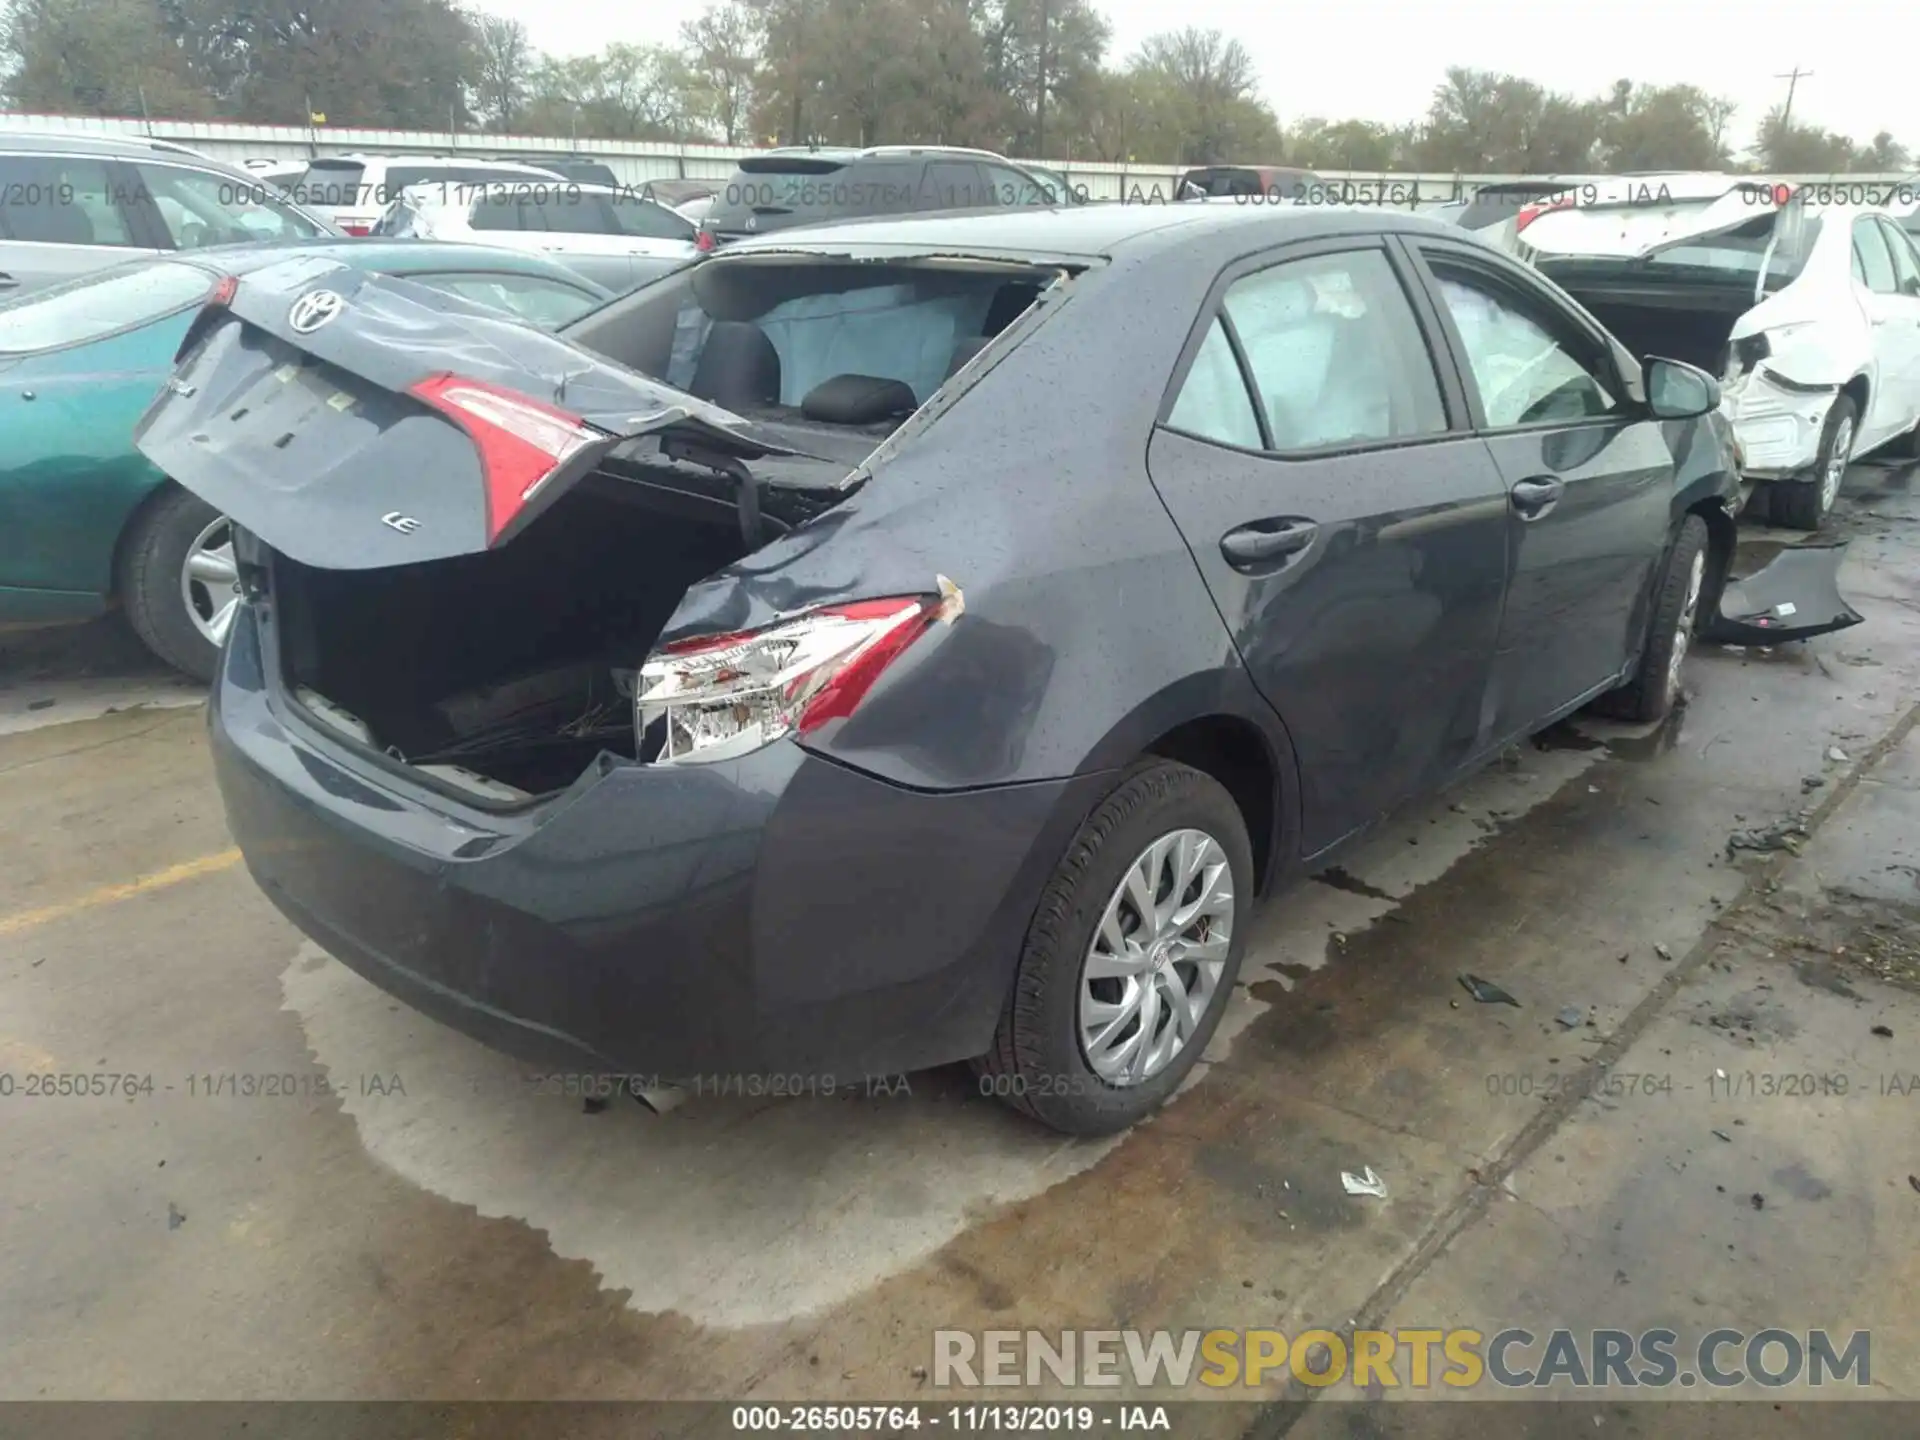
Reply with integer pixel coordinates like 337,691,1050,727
655,248,1281,794
0,318,188,597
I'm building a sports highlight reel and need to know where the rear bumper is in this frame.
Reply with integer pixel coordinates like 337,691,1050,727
1722,369,1838,478
211,599,1105,1080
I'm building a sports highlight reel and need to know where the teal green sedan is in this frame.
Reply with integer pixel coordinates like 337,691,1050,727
0,238,611,678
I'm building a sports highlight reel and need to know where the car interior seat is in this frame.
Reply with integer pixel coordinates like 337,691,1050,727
687,321,782,410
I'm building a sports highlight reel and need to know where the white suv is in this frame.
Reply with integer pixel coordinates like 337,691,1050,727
268,154,572,235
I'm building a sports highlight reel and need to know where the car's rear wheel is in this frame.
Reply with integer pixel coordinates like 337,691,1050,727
1591,514,1708,723
118,485,235,682
1769,395,1855,530
974,760,1251,1135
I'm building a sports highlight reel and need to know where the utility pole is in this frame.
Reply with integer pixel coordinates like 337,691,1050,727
1034,0,1049,160
1774,67,1811,130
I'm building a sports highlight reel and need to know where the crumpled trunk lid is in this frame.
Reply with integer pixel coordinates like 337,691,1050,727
133,255,784,570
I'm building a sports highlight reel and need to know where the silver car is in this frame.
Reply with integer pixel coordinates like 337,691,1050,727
0,132,337,297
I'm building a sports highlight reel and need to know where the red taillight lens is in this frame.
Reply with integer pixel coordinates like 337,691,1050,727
407,374,599,545
638,596,941,763
1514,196,1575,234
340,222,372,236
695,228,716,253
208,273,238,307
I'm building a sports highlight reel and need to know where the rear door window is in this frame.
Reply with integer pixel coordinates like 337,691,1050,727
608,194,696,240
377,165,561,207
1852,216,1900,294
1166,318,1263,448
0,259,213,352
1427,260,1621,428
1881,217,1920,292
281,160,368,208
470,196,531,232
132,162,326,248
921,161,990,210
526,191,620,235
1222,249,1448,450
0,154,141,246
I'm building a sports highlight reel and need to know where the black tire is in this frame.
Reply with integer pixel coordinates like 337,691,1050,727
117,485,226,682
1769,395,1856,530
1590,514,1708,723
973,759,1252,1135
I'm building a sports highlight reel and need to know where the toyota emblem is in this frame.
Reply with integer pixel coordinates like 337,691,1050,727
288,289,346,334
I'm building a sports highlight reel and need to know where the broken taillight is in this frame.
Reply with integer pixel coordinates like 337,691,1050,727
637,597,941,763
695,228,717,253
407,374,599,545
1514,196,1576,233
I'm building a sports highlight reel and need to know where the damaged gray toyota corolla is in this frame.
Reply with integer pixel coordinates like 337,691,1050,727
136,207,1861,1135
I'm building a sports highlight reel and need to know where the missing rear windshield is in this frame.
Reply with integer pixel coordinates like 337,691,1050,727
568,256,1069,435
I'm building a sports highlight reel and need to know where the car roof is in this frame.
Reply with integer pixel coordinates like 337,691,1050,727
162,237,612,289
739,145,1016,164
302,154,567,176
716,201,1445,261
0,130,206,159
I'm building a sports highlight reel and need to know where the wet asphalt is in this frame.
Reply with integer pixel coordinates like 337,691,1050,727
0,460,1917,1432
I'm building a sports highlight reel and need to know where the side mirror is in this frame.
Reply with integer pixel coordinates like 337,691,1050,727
1644,356,1720,420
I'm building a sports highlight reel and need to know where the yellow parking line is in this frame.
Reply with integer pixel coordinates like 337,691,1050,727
0,848,242,938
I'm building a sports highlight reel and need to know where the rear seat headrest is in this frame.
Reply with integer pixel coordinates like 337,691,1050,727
801,374,918,425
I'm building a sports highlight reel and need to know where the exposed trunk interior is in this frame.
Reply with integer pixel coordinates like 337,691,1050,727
270,472,761,800
1551,277,1755,376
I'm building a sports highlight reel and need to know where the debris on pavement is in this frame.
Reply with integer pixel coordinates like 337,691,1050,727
1655,944,1674,961
1827,747,1848,763
1910,1176,1920,1196
1341,1166,1389,1199
1712,1129,1732,1142
1460,974,1521,1007
1802,776,1826,793
167,1203,186,1230
1555,1005,1583,1029
1750,1193,1766,1210
1872,1025,1894,1038
1726,814,1810,857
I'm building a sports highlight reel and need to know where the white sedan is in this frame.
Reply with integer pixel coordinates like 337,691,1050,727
1518,179,1920,527
370,181,700,292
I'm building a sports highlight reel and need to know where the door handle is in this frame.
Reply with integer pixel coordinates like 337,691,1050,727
1509,476,1565,519
1220,518,1318,570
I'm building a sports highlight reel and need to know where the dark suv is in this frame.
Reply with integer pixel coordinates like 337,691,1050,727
698,146,1059,248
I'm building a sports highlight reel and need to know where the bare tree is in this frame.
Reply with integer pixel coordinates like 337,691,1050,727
681,0,759,143
470,12,532,131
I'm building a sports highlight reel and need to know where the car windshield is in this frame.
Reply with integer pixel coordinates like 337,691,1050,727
566,256,1067,432
0,260,214,353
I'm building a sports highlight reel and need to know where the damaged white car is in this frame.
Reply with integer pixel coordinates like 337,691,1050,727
1518,179,1920,527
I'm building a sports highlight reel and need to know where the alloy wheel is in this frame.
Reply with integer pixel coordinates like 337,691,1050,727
1667,547,1706,698
180,514,240,648
1078,827,1235,1087
1820,414,1853,513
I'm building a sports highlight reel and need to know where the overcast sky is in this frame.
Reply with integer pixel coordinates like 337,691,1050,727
473,0,1918,158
